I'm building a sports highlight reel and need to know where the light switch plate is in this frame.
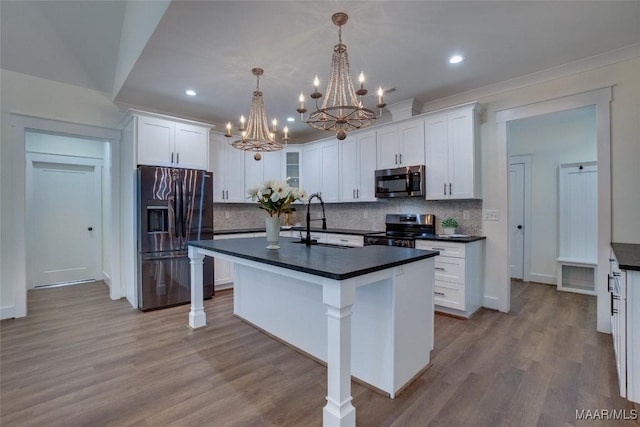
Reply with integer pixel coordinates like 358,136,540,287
483,210,500,221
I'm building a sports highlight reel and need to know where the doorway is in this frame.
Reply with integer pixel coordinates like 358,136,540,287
508,155,531,281
26,151,103,287
497,87,611,333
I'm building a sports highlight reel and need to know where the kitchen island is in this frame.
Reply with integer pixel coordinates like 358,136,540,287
188,237,438,427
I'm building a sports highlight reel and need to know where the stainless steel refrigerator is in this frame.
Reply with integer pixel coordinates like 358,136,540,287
137,166,214,311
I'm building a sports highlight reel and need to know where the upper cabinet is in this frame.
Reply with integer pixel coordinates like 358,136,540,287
425,102,481,200
302,139,340,202
135,112,210,170
244,150,282,195
210,132,245,203
376,118,425,170
340,131,377,202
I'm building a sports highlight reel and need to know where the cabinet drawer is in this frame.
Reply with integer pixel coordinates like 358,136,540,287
434,281,465,310
434,256,465,284
325,233,364,247
415,241,465,258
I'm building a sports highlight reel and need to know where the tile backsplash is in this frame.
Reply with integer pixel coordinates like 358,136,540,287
214,199,483,235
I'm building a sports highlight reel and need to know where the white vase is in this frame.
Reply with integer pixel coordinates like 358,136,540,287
265,216,281,249
443,227,456,235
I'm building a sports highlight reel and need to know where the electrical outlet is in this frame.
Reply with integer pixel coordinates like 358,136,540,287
463,210,470,220
483,210,500,221
224,211,230,219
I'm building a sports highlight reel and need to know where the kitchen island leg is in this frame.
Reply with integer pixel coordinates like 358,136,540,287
322,279,357,427
188,247,206,329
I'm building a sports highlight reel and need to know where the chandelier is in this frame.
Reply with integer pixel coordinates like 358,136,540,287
297,12,386,141
226,68,288,161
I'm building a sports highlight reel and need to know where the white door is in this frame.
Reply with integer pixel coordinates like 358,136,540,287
28,161,102,287
509,162,525,279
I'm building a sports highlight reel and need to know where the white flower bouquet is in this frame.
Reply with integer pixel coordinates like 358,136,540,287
247,179,308,217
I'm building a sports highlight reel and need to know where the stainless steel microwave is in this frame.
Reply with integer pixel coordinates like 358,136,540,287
375,165,425,198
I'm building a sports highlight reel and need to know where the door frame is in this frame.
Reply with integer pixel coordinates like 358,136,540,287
497,86,611,333
25,152,104,288
8,114,121,319
508,154,532,283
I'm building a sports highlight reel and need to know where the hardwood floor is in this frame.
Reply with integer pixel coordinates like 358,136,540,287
1,281,637,426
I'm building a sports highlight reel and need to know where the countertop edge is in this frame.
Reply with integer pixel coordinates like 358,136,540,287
611,242,640,271
189,238,439,280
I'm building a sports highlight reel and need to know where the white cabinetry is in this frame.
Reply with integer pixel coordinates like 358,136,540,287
424,102,480,199
376,119,425,170
302,139,339,202
415,239,485,318
609,248,640,404
210,132,245,202
213,232,267,288
136,113,209,170
244,150,282,194
339,131,377,202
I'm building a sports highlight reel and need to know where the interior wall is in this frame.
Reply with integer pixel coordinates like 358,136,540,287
508,106,597,284
421,55,640,312
0,69,122,318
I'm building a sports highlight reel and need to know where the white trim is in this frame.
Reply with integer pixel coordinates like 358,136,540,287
496,87,612,333
529,273,556,285
0,306,15,319
508,154,533,283
424,44,637,113
482,295,501,311
7,113,122,319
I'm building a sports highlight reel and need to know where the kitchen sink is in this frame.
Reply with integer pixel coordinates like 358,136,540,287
291,241,353,249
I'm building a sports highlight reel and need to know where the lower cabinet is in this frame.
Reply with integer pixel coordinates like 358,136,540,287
415,239,485,318
610,248,640,404
213,233,264,289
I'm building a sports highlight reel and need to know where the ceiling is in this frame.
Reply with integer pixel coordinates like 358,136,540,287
2,1,640,143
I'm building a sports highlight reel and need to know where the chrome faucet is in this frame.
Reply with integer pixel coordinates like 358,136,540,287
305,193,327,246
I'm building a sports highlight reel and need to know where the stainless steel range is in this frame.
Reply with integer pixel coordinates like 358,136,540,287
364,214,436,248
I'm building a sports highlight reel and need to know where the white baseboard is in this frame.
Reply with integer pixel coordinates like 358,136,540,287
0,305,15,320
482,296,501,311
215,283,233,292
528,273,556,285
103,272,111,286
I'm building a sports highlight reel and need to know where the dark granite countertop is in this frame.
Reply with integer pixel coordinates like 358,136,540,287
611,243,640,271
214,227,485,243
414,234,486,243
188,237,438,280
214,227,380,236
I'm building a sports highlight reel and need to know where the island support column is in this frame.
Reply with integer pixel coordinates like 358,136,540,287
188,246,206,329
322,279,357,427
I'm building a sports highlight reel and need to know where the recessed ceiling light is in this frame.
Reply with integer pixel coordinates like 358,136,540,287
185,89,197,96
287,117,295,122
449,55,464,64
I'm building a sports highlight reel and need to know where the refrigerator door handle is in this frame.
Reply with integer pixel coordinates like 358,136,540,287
174,181,183,238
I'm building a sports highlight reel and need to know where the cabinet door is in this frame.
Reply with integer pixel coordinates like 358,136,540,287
262,150,283,183
399,119,425,166
302,143,321,195
174,123,208,170
424,114,449,199
209,133,245,202
357,131,377,201
244,151,264,194
376,125,399,170
339,136,358,201
320,139,340,202
210,133,227,202
448,109,476,199
283,148,301,189
225,144,246,202
137,116,173,167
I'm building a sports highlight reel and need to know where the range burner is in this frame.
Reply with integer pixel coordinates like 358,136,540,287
364,214,436,248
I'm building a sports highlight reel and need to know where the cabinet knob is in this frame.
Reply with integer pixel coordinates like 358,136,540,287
517,225,523,230
88,226,93,231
